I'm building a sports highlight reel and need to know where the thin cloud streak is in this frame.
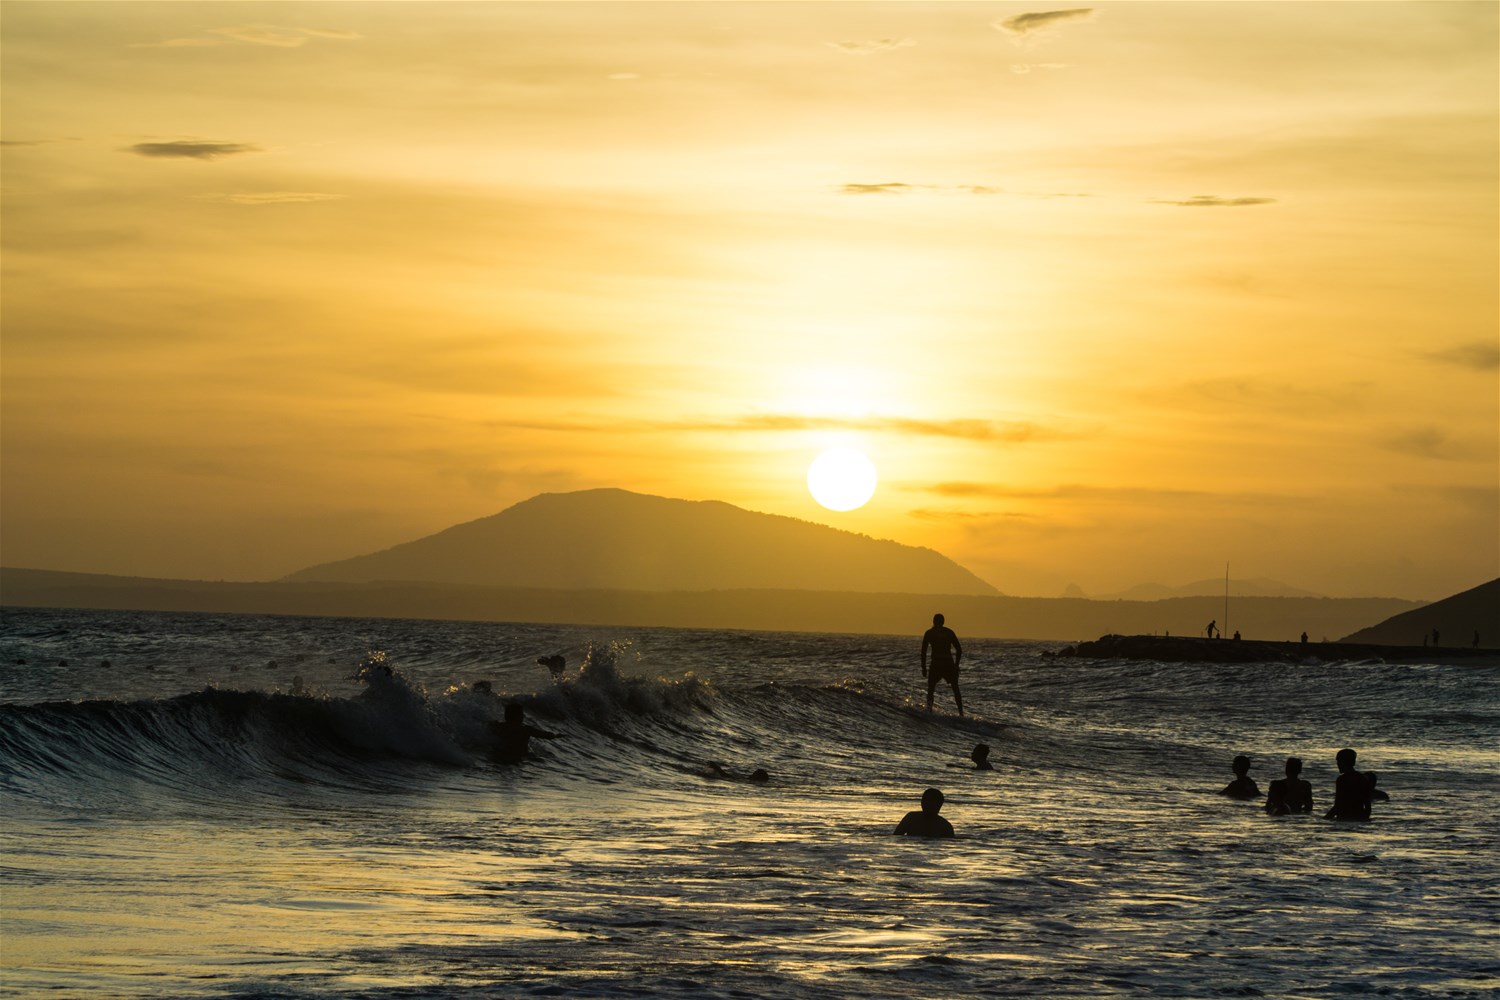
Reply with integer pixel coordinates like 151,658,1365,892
489,414,1059,443
132,25,361,49
925,482,1305,505
126,141,262,160
827,38,916,56
840,183,1000,196
195,192,347,205
1159,195,1277,207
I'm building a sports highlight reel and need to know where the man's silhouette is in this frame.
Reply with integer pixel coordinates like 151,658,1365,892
894,788,955,838
921,613,964,716
1265,757,1313,815
490,703,560,764
1219,754,1260,799
1324,747,1372,821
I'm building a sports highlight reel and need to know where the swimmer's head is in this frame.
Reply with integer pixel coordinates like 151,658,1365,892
933,613,945,626
504,703,524,723
971,743,990,765
1285,757,1302,777
749,768,769,783
1232,754,1251,775
1336,748,1357,771
921,788,945,813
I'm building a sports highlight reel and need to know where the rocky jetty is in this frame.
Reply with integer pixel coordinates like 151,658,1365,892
1053,633,1497,664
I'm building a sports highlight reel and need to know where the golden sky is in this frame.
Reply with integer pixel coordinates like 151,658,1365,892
2,1,1496,600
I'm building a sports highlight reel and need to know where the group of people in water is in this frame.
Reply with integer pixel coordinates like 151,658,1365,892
1220,748,1389,820
493,612,1390,837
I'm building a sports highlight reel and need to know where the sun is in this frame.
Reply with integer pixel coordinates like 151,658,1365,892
807,447,878,511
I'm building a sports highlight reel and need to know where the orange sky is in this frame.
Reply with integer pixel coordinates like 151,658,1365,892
2,2,1496,600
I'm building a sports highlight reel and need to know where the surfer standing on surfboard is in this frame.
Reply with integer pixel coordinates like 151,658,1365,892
921,613,964,716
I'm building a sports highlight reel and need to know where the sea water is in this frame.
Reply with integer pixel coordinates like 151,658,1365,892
1,606,1496,999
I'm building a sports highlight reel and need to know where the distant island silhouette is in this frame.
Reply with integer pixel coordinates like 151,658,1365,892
3,489,1490,644
282,488,1000,596
1070,577,1328,601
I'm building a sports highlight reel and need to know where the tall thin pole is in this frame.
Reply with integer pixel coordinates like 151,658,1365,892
1224,562,1230,638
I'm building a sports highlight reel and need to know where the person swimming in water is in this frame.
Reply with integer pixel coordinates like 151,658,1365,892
1324,747,1372,821
489,703,561,764
1264,757,1314,815
970,743,993,770
1219,754,1261,799
894,788,955,838
536,654,566,680
706,762,770,783
920,613,964,716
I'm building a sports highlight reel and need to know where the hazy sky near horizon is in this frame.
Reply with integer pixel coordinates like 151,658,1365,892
2,1,1496,601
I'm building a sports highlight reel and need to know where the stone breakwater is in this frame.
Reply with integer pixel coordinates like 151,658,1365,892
1052,633,1499,664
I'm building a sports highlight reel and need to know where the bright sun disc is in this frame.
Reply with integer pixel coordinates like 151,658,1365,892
807,448,878,511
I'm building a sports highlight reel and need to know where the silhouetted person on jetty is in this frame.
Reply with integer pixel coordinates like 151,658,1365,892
490,703,560,764
1324,748,1372,821
1432,628,1440,647
1301,632,1309,644
1475,632,1481,649
894,788,955,838
921,613,964,716
1265,757,1313,815
1219,755,1260,799
1206,620,1218,639
537,654,566,679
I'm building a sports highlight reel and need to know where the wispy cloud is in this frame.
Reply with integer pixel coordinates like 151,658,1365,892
131,25,361,49
841,182,1000,196
1159,195,1277,207
746,415,1052,443
842,182,917,195
1423,340,1500,372
1166,376,1372,412
918,481,1305,506
827,38,916,56
195,192,346,205
994,9,1096,42
490,413,1058,444
125,140,262,160
1379,426,1473,461
1010,62,1070,74
129,37,224,49
298,28,362,41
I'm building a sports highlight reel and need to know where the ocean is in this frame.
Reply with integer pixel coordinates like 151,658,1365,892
2,606,1496,999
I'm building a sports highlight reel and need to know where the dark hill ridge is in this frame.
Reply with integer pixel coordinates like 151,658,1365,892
1340,577,1498,647
282,488,1001,596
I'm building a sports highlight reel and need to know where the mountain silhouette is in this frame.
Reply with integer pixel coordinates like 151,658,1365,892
1340,577,1498,646
1088,577,1325,601
282,488,1001,596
